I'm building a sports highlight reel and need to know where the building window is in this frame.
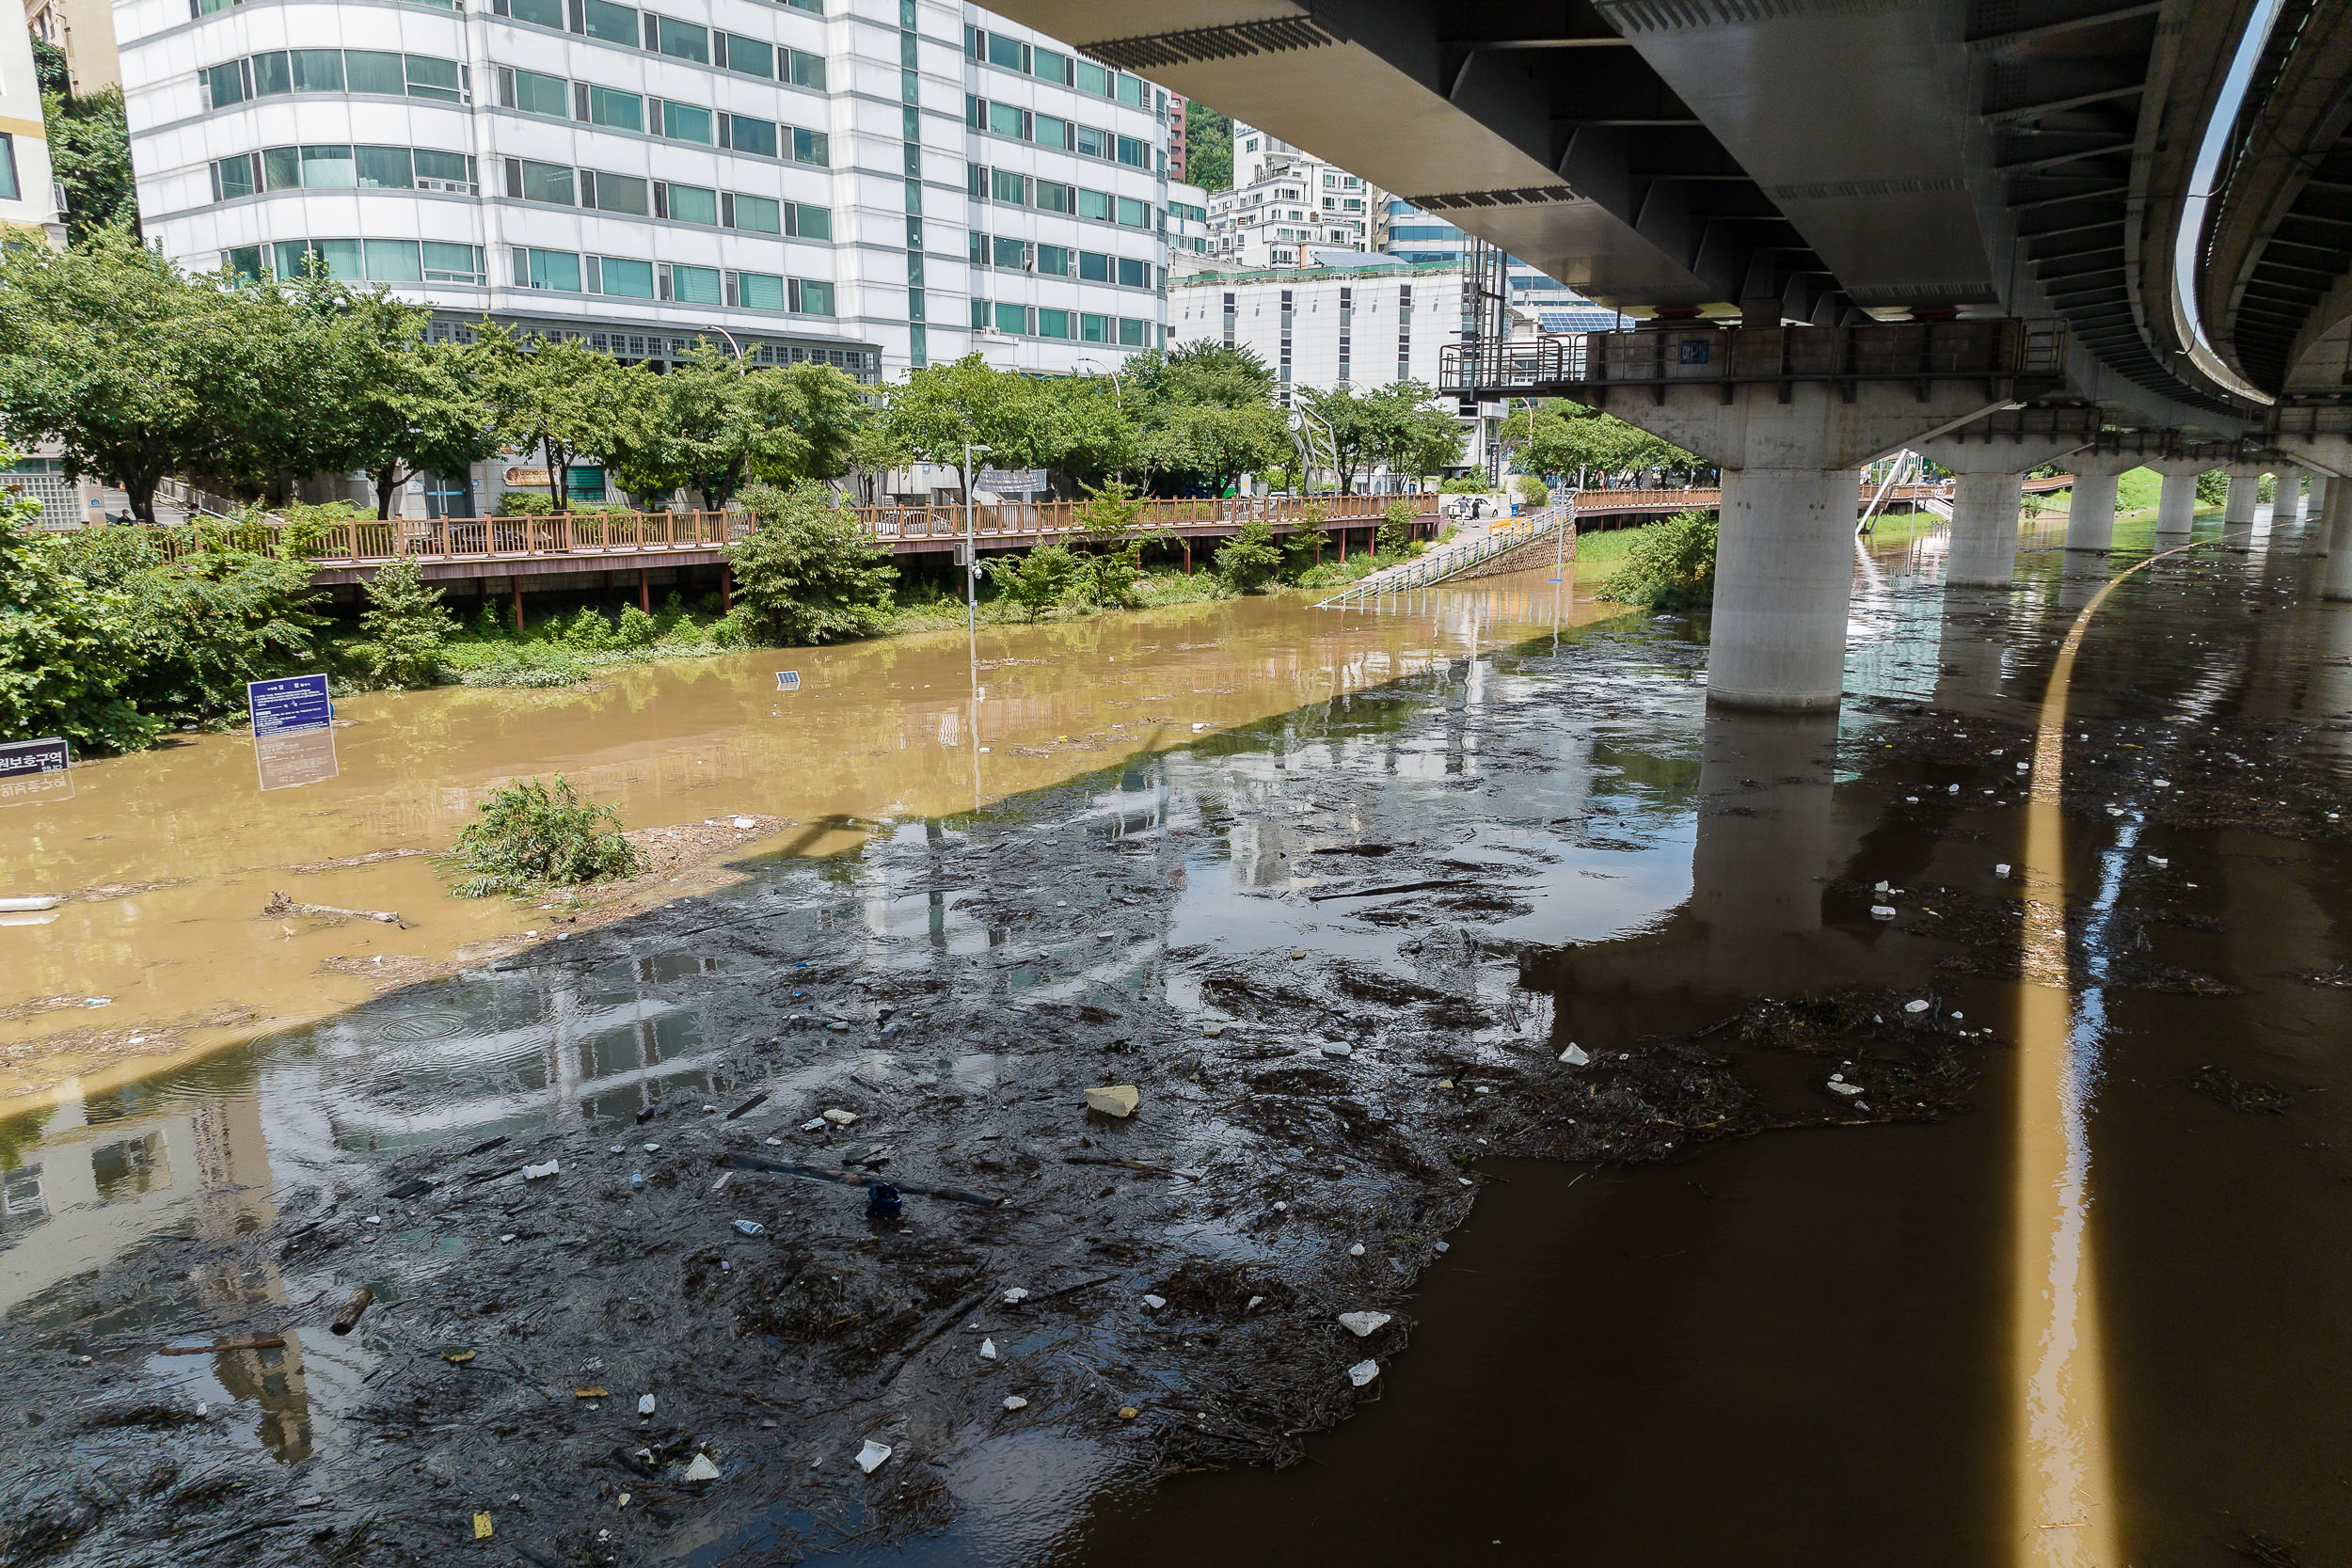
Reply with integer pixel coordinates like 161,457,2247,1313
518,246,581,291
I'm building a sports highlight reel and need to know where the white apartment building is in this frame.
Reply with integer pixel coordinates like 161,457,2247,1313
113,0,1200,505
1201,119,1380,270
0,22,65,242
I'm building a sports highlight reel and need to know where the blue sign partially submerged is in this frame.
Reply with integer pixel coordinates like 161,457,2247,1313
776,671,802,692
247,673,334,736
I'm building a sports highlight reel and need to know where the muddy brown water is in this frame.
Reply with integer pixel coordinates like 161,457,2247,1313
8,506,2352,1566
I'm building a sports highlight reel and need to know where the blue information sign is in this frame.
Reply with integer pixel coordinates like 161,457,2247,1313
247,673,334,736
776,671,802,691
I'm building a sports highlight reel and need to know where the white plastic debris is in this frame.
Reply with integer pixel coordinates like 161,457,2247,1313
821,1108,859,1126
1432,1242,1450,1255
1905,796,1919,803
1246,1295,1265,1311
1337,1311,1391,1338
638,1394,657,1416
732,1219,766,1237
1947,784,1959,795
1084,1085,1141,1117
1874,880,1890,894
1002,1397,1028,1411
1002,1288,1030,1305
1272,1201,1286,1212
642,1143,660,1153
1319,1043,1353,1058
1200,1022,1224,1037
1870,905,1898,919
2152,780,2169,789
1348,1243,1366,1258
801,1118,826,1132
1141,1294,1167,1311
732,816,757,830
1347,1359,1380,1387
1995,863,2011,877
1904,1000,1931,1014
498,1233,517,1243
1828,1083,1864,1097
2149,855,2169,867
979,1338,997,1360
1559,1043,1590,1066
681,1454,722,1483
523,1160,560,1181
855,1440,892,1475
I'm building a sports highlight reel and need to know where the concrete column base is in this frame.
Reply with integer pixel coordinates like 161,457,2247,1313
2302,474,2332,556
2155,471,2198,543
1948,469,2026,586
2223,468,2261,552
1706,467,1862,712
2064,467,2118,553
2325,483,2352,600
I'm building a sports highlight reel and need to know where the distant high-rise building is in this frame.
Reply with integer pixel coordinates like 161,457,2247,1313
24,0,119,95
1381,198,1623,335
0,24,66,244
1201,120,1381,270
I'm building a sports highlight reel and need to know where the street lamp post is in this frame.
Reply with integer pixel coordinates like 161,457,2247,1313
1075,356,1124,412
961,439,991,799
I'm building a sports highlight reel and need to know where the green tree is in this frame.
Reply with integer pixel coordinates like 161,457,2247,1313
1131,341,1278,409
474,325,649,515
1141,403,1290,499
866,354,1053,499
1184,100,1233,191
994,542,1080,621
1600,509,1717,611
1380,385,1468,481
1502,399,1699,483
1070,478,1153,607
1216,517,1282,592
0,452,151,752
41,85,137,245
1284,501,1332,573
726,483,898,644
30,33,66,93
323,293,502,518
0,230,297,522
605,343,865,509
1298,385,1384,493
358,557,453,688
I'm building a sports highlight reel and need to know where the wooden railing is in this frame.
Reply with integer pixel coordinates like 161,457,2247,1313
141,492,1430,569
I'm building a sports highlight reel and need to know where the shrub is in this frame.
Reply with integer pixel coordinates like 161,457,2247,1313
1375,500,1417,557
1440,475,1487,494
562,605,614,650
615,604,660,647
1514,474,1550,507
994,543,1081,622
1216,518,1282,592
726,483,898,645
499,490,555,516
1599,508,1717,611
472,598,508,639
449,776,645,896
357,557,453,688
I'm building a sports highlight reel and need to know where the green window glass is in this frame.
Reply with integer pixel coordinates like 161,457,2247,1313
988,101,1023,139
660,101,710,142
262,147,299,190
991,168,1025,204
315,238,363,279
594,172,648,214
985,33,1022,71
1073,59,1108,96
527,248,580,291
667,182,717,224
669,263,721,304
593,86,646,132
1116,73,1144,106
250,51,292,95
994,302,1027,335
299,144,356,186
1117,135,1146,167
792,204,831,241
598,257,654,298
735,271,786,310
565,467,605,503
355,146,412,188
364,239,421,280
727,115,776,157
1074,124,1107,159
1079,312,1108,343
1038,308,1071,339
723,33,771,76
1034,114,1068,150
993,235,1025,270
510,0,563,24
1119,317,1149,346
213,154,257,199
342,50,404,94
732,193,782,233
202,62,246,108
656,17,707,62
1031,46,1067,84
970,297,990,328
413,150,471,189
1035,182,1072,213
581,0,635,42
515,159,574,204
787,51,825,89
1116,256,1148,288
405,55,465,102
511,68,566,116
1077,187,1110,221
1036,244,1070,276
273,241,311,277
225,245,265,282
290,49,343,91
793,279,834,315
422,242,482,281
1078,250,1108,282
791,128,828,165
1117,196,1150,227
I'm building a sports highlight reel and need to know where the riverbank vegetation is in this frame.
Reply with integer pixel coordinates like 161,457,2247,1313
447,776,645,898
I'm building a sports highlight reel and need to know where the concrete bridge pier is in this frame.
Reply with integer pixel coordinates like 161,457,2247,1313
2304,474,2332,556
2325,483,2352,601
2276,466,2306,526
2062,453,2133,555
1915,434,2093,588
2223,466,2264,551
2148,461,2206,544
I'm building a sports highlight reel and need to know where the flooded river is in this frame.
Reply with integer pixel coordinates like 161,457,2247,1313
8,505,2352,1568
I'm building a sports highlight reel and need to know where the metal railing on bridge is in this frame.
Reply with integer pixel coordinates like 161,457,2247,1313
1440,320,2070,398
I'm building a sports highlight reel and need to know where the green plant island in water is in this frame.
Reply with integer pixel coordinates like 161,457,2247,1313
446,776,647,898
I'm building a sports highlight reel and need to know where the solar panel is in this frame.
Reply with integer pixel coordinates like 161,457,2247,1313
1538,308,1626,333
